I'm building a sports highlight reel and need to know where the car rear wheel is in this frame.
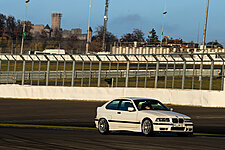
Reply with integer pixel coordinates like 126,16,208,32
98,118,109,135
142,119,153,136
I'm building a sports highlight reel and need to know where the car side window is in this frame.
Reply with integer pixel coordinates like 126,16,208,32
106,100,120,110
119,100,135,111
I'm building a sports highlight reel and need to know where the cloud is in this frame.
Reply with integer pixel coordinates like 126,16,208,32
112,14,143,24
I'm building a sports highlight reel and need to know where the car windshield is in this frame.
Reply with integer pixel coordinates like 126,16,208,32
134,99,169,111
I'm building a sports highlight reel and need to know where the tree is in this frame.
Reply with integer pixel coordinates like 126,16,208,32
147,28,159,44
5,16,16,39
120,29,145,42
94,26,118,43
0,14,6,37
90,26,118,52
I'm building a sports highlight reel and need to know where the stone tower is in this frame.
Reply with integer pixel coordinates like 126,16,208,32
51,12,62,31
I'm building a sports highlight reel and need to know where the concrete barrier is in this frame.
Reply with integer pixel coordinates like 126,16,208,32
0,84,225,108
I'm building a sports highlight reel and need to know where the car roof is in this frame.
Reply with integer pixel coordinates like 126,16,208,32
120,97,157,101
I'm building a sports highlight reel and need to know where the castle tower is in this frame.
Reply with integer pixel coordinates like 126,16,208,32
51,12,62,31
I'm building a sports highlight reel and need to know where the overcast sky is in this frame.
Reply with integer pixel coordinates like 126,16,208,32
1,0,225,43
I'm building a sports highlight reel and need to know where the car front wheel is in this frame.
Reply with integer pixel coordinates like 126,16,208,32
98,118,109,135
142,119,153,136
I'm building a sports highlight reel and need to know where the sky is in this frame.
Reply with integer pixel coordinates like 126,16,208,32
1,0,225,43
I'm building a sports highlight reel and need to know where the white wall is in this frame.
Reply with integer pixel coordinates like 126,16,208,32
0,84,225,108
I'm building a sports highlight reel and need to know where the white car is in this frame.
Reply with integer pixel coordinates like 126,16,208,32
95,97,193,136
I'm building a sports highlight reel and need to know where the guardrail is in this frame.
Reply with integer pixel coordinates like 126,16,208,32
0,53,224,91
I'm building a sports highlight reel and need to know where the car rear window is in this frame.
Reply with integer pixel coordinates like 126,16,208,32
106,100,120,110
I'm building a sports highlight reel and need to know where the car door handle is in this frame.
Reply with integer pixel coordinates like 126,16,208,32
117,112,121,114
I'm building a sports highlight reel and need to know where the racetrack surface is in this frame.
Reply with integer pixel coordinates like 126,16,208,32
0,99,225,149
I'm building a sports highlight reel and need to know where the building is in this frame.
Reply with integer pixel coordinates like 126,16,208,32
51,12,62,32
30,12,92,41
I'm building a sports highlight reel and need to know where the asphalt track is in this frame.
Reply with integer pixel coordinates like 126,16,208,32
0,99,225,149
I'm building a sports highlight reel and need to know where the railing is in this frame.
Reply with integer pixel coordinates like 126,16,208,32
0,53,224,91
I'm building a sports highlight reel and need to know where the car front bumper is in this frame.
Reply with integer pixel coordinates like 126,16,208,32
153,123,193,132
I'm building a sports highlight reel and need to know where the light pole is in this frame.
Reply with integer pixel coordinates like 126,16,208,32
199,0,210,89
102,0,109,51
86,0,92,54
202,0,209,49
160,11,167,46
20,0,30,55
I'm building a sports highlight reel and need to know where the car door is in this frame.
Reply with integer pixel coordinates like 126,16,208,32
113,100,139,130
104,100,121,129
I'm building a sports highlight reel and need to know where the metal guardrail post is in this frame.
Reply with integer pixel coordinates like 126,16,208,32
163,55,168,88
36,55,41,86
190,54,196,90
114,55,119,87
125,61,130,88
5,55,10,84
70,55,76,87
12,55,17,84
106,55,112,87
124,55,130,88
180,55,186,89
45,55,50,86
153,55,159,88
87,55,92,87
60,55,66,86
96,55,102,87
80,55,85,87
134,55,140,88
143,55,148,88
207,54,214,91
218,54,225,91
28,55,34,85
198,54,204,90
20,55,26,85
53,55,59,86
222,60,225,91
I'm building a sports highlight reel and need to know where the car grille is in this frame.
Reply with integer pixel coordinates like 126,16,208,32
172,118,184,123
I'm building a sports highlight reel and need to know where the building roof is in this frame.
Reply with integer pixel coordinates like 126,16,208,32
44,24,51,29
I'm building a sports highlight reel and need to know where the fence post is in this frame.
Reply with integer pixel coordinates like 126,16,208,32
163,55,168,88
180,55,186,89
123,55,130,88
20,55,26,85
5,55,10,84
70,55,75,87
125,61,130,87
143,55,148,88
87,55,92,87
199,54,204,90
53,55,59,86
153,55,159,88
29,55,34,85
81,60,85,87
60,55,66,86
208,54,214,91
36,55,41,86
134,55,140,88
96,55,102,87
45,55,50,86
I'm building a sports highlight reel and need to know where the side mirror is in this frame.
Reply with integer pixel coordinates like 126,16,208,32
128,107,135,112
170,108,174,111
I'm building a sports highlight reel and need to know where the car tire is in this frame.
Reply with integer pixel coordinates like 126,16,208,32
141,119,154,136
98,118,109,135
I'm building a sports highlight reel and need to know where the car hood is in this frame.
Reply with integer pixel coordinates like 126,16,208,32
141,110,189,118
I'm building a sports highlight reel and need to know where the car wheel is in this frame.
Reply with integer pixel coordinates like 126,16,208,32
98,118,109,135
142,119,153,136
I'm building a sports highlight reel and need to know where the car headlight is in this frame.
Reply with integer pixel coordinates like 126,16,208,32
155,118,170,122
184,118,192,122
